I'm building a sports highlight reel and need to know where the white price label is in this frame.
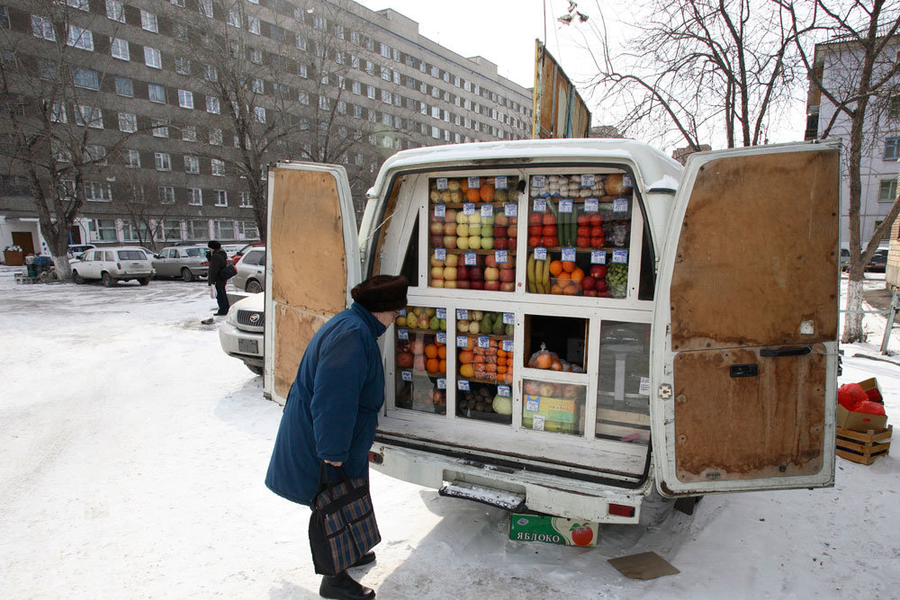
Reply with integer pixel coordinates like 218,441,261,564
437,378,446,390
436,331,447,344
613,198,629,213
401,370,412,381
457,309,468,320
532,415,545,431
495,250,508,264
477,336,490,349
504,203,518,217
533,198,547,212
398,328,409,340
468,177,481,189
534,247,547,260
525,397,540,412
581,174,595,188
434,248,446,261
463,203,476,216
591,250,607,265
531,175,546,189
436,308,447,319
584,198,599,212
434,204,446,218
502,339,514,352
456,335,469,348
623,174,633,188
436,178,449,191
639,377,650,396
458,379,470,391
612,249,628,264
397,308,406,316
502,312,514,325
481,204,493,218
559,199,573,213
464,252,477,266
498,385,511,397
495,175,507,189
561,248,576,262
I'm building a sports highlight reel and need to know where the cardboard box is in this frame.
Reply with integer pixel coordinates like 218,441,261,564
510,513,599,547
858,377,883,403
837,404,888,433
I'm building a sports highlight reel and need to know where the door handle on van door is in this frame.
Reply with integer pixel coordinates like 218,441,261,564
759,346,812,358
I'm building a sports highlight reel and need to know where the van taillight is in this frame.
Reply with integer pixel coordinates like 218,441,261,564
116,263,121,269
368,451,383,465
608,503,635,518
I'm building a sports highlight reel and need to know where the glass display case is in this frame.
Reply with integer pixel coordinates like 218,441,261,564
393,305,448,415
595,321,651,444
454,308,514,425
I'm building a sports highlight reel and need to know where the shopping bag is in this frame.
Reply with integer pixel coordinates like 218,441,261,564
308,463,381,576
210,286,217,299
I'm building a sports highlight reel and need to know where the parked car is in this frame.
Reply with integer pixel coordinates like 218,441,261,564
67,244,96,259
136,247,157,259
221,244,244,262
234,248,266,293
151,245,209,281
71,246,155,286
866,249,888,272
218,292,264,375
840,248,850,270
230,241,265,265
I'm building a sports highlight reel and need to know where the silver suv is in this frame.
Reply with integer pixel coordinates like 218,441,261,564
151,245,209,281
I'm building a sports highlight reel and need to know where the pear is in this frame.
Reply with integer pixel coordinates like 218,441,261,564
492,315,504,335
481,312,494,334
457,319,470,333
467,320,480,334
429,316,440,330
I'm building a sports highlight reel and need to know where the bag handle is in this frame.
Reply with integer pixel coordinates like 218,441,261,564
317,461,347,496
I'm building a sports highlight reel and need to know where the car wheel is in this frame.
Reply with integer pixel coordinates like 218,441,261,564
139,277,151,286
102,272,116,287
72,270,85,284
182,268,194,282
246,279,263,293
245,363,264,376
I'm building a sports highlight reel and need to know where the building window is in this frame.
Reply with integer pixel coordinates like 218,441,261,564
251,78,264,94
240,192,252,208
298,64,308,79
367,85,375,100
158,186,175,205
209,129,222,145
175,57,191,75
151,119,168,138
188,220,208,240
110,38,129,61
203,65,218,82
66,26,94,51
250,48,262,64
181,125,197,142
114,76,134,98
214,190,228,207
886,137,900,161
206,96,220,114
75,105,103,128
254,107,266,123
106,0,125,22
879,179,898,203
239,221,259,239
247,15,260,34
211,158,225,176
90,219,118,241
186,188,202,206
215,219,234,239
85,182,112,202
184,155,200,174
170,0,185,7
313,15,326,30
85,145,107,165
118,113,137,133
141,10,158,33
298,92,309,106
47,101,66,123
148,83,166,104
155,152,172,171
178,90,194,109
124,149,141,168
227,10,241,27
144,47,162,69
161,220,181,241
318,95,330,111
31,15,56,41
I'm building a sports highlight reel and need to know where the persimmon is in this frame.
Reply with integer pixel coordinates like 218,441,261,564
562,261,576,273
536,353,553,369
460,178,468,192
426,358,440,373
549,261,563,276
466,188,480,202
479,184,494,202
459,350,475,364
439,359,446,373
437,345,447,359
425,344,438,359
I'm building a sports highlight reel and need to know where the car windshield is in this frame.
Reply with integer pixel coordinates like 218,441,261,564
118,251,146,260
185,248,206,257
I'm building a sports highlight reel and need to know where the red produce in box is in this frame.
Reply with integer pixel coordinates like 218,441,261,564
542,213,557,225
595,279,608,292
838,383,867,411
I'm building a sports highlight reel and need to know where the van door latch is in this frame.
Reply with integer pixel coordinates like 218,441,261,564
730,364,759,378
658,383,673,399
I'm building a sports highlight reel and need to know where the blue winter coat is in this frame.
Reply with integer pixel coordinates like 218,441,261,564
265,302,387,506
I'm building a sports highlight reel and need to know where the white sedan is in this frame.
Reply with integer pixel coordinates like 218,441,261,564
218,293,264,375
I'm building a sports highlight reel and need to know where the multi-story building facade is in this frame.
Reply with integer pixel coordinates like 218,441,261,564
0,0,533,257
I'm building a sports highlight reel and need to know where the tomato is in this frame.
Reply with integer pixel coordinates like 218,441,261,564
577,215,591,225
576,236,590,248
528,212,542,225
590,237,604,248
543,236,559,248
590,214,603,226
541,225,557,237
577,226,590,237
528,235,541,247
590,226,604,237
542,212,557,225
528,225,543,236
571,525,593,546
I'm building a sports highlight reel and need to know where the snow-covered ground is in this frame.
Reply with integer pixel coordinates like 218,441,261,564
1,268,898,599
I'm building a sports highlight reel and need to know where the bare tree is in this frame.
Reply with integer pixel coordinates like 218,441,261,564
782,0,900,343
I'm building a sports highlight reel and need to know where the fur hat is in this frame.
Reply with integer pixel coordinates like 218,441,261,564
351,275,408,313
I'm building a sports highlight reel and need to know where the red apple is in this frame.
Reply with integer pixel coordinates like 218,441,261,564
597,290,610,297
430,234,443,247
484,254,497,268
444,235,458,249
443,222,457,236
470,280,484,290
500,282,516,292
499,269,515,283
583,289,598,297
590,265,607,278
508,225,518,237
456,265,469,280
456,280,471,289
444,209,458,224
581,276,596,291
484,281,501,291
469,266,483,281
494,237,508,250
484,267,500,281
430,221,444,235
595,279,608,292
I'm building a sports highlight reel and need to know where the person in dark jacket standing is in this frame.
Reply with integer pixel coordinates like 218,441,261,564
266,274,407,600
206,240,230,316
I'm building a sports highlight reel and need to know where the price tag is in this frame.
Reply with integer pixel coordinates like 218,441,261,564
463,202,475,216
477,335,490,349
437,378,446,390
525,397,540,412
584,198,599,212
531,175,546,189
639,377,650,396
458,379,470,391
561,248,576,262
612,249,628,264
397,308,406,316
401,370,412,382
464,252,477,266
498,385,511,397
591,250,607,265
436,178,448,191
495,175,507,189
456,309,468,320
623,174,633,188
466,177,480,190
581,174,595,188
613,198,629,213
495,249,508,264
501,339,514,352
434,203,446,218
502,312,514,325
532,415,545,431
434,248,446,261
436,308,446,319
533,198,547,212
534,247,547,260
504,203,518,217
481,204,493,218
559,199,573,213
456,335,469,348
436,331,447,344
397,328,409,340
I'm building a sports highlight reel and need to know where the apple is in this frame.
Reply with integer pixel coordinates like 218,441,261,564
443,222,457,236
493,226,507,238
442,266,457,281
583,289,598,297
595,279,608,292
468,224,481,237
469,266,483,281
430,221,444,235
508,225,518,237
456,265,469,280
499,269,515,283
443,280,457,289
431,279,444,288
480,237,494,250
484,254,497,268
456,280,471,289
430,254,444,267
470,280,485,290
443,235,457,249
484,267,500,281
494,237,508,250
456,223,469,237
581,276,596,291
430,266,444,280
468,235,481,249
500,282,515,292
445,253,459,267
456,211,467,225
456,236,470,250
444,208,458,224
589,265,607,278
494,213,508,226
481,214,494,226
481,225,493,238
430,234,443,248
484,281,501,291
467,214,481,225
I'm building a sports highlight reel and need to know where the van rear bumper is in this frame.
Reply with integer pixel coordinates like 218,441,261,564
369,441,649,524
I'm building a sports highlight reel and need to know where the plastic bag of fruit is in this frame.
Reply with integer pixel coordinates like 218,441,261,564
527,342,561,370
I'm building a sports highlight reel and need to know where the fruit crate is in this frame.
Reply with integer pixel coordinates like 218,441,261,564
835,425,892,465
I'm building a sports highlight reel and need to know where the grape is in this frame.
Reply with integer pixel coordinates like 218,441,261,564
606,263,628,298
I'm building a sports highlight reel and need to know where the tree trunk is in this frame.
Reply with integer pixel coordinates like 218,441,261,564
842,264,865,343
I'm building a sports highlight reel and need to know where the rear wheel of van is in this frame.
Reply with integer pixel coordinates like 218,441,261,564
246,279,262,293
245,364,263,376
102,272,116,287
72,270,85,284
182,268,193,282
139,277,151,286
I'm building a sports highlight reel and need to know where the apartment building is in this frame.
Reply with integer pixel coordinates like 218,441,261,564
0,0,533,256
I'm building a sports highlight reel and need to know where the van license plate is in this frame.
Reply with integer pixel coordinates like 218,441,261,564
239,339,258,354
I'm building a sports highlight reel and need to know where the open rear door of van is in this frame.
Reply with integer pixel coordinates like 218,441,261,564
264,163,361,405
650,141,841,497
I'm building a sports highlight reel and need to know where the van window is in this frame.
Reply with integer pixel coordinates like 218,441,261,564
118,251,145,260
105,251,115,261
400,219,418,285
595,321,651,445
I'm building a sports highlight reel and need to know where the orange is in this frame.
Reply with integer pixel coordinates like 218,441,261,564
426,358,439,373
570,268,584,282
466,187,480,202
563,287,578,296
497,357,507,367
562,261,576,273
439,359,446,373
549,260,563,276
437,345,447,359
550,284,563,294
485,363,497,373
557,272,571,280
459,363,475,378
425,344,438,359
497,365,507,374
459,350,475,364
497,348,507,358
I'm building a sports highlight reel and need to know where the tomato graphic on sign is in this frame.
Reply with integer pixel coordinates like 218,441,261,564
570,523,594,546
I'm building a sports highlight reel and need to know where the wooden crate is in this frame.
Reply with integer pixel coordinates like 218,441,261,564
836,425,892,465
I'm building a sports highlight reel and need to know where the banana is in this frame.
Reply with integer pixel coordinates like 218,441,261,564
542,257,550,291
535,256,546,294
526,253,536,293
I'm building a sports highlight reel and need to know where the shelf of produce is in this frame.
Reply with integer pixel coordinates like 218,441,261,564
526,246,628,253
440,249,517,255
460,376,504,386
457,332,512,342
399,369,446,378
404,327,446,336
431,201,516,209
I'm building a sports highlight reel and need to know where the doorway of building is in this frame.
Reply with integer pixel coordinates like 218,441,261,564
12,232,35,255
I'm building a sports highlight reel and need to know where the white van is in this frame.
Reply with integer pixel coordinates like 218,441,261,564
71,246,155,286
265,138,841,524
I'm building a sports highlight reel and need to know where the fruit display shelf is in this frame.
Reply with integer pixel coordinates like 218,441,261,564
457,331,513,342
527,246,627,253
442,248,517,255
460,375,504,386
431,201,517,209
404,327,446,336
